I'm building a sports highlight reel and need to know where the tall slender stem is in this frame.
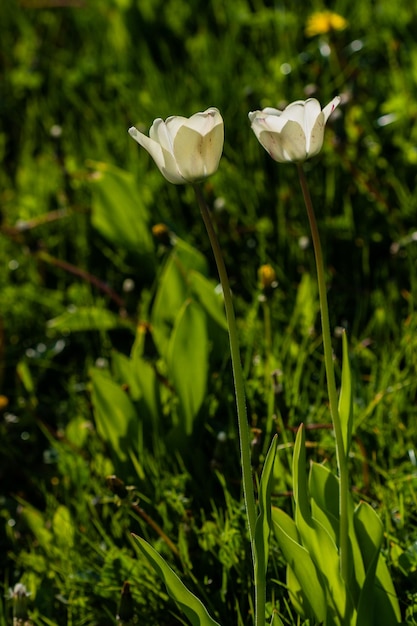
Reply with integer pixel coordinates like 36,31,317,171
297,164,349,585
193,185,257,545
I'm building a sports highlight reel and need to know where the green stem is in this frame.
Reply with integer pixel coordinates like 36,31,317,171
193,185,261,626
297,164,350,585
261,298,275,457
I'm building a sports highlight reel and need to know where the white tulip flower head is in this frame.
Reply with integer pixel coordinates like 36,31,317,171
129,107,224,184
248,97,340,163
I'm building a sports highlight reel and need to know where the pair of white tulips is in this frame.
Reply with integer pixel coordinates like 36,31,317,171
128,97,341,184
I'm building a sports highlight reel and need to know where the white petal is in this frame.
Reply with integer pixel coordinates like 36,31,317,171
173,123,224,181
184,107,223,135
300,99,322,137
256,130,289,162
249,112,287,137
322,96,341,122
149,118,177,154
128,126,184,184
280,100,311,126
278,121,308,161
305,114,325,157
128,126,165,168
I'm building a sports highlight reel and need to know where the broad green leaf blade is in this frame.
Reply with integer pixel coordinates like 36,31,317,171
189,271,227,331
111,350,142,400
90,162,155,263
292,425,355,625
309,462,365,603
174,237,209,277
272,507,327,623
47,306,134,333
151,238,209,356
355,502,401,626
151,252,189,356
374,553,402,625
52,505,75,550
355,501,383,626
133,535,222,626
338,329,353,456
90,367,138,463
254,435,278,577
167,300,208,435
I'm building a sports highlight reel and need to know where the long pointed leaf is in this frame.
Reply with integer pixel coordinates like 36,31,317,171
292,425,355,624
166,300,208,435
272,507,327,623
354,502,401,626
338,329,353,457
133,535,222,626
254,435,278,577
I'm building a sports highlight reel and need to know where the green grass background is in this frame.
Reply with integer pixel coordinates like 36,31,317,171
1,0,417,624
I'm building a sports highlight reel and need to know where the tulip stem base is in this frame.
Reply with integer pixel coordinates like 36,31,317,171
297,164,350,585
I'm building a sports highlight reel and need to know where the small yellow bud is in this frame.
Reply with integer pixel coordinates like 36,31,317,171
258,264,278,290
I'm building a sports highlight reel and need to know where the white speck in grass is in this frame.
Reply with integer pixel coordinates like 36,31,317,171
280,63,292,75
349,39,364,53
122,278,135,293
319,42,331,57
95,357,109,369
376,113,397,127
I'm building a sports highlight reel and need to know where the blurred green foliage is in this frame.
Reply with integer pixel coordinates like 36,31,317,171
2,0,417,624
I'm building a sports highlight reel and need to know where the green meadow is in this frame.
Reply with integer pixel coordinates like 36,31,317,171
1,0,417,624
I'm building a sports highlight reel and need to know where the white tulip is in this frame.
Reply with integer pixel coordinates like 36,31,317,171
248,97,340,163
128,107,224,184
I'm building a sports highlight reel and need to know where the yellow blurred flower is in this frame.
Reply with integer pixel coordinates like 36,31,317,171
0,395,9,410
305,11,348,37
258,264,277,290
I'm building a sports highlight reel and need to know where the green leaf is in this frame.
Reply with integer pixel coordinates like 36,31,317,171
111,350,142,400
90,162,155,263
133,535,222,626
174,237,209,277
355,502,383,626
254,435,277,578
189,271,227,331
52,505,75,550
48,306,134,333
292,425,355,625
272,507,327,623
270,610,285,626
374,553,402,625
90,367,138,463
309,462,365,604
338,329,353,456
167,300,208,435
355,502,401,626
151,238,209,356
